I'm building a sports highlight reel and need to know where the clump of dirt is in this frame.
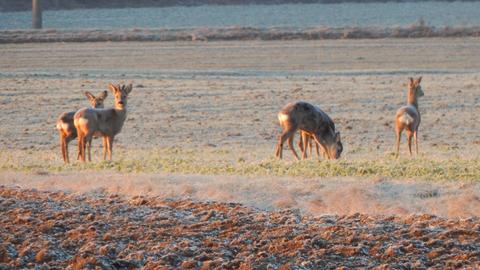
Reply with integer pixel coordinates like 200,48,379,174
1,186,479,269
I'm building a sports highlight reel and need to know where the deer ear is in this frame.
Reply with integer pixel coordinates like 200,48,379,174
84,91,95,101
416,76,422,84
409,77,414,85
99,90,108,100
124,84,133,95
108,83,118,94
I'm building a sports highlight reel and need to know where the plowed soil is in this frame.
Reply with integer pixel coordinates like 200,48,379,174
1,187,479,269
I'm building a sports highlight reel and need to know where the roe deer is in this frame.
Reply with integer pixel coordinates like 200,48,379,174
56,91,107,164
275,101,342,160
395,77,424,157
74,83,133,162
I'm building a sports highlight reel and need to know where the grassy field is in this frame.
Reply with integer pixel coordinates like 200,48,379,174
1,147,479,181
1,38,479,217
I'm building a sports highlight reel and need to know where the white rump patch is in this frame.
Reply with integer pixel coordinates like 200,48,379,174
60,123,70,131
399,114,414,125
76,118,89,126
278,113,289,122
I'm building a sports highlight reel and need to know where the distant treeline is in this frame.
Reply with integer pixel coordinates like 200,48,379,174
0,0,476,12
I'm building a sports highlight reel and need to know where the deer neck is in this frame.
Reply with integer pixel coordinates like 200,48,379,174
112,106,127,132
407,90,419,109
114,106,127,118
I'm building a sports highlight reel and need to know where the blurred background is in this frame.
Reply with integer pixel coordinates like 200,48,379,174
0,0,478,30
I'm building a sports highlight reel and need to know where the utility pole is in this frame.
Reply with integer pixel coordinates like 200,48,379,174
32,0,42,29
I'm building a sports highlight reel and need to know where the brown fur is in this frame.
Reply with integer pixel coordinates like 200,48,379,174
74,83,132,162
275,101,342,160
56,91,107,164
395,77,424,157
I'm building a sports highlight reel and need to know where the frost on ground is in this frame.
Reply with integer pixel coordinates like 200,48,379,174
0,186,479,269
2,172,480,219
1,39,480,158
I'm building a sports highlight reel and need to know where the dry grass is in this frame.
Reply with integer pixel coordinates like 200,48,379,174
2,130,480,218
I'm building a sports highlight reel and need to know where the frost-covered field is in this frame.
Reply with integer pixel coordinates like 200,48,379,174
1,38,480,207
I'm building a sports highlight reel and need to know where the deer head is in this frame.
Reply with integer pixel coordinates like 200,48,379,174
408,76,424,102
84,90,107,108
322,131,343,160
108,83,133,109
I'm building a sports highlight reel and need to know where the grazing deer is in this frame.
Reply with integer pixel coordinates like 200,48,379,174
74,83,133,162
275,101,343,160
56,91,107,164
395,77,424,157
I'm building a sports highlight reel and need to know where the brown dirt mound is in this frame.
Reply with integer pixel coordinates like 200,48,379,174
0,186,479,269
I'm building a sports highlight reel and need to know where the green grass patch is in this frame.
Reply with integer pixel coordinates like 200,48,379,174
0,147,479,181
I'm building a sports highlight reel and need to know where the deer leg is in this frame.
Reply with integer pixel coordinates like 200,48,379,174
65,139,70,164
62,139,67,164
81,136,87,162
298,132,304,154
107,136,113,161
414,131,419,155
320,144,328,159
80,134,90,162
60,136,67,164
287,135,300,161
315,140,321,159
298,131,307,159
275,140,281,159
87,137,92,162
77,135,82,162
63,135,75,163
301,132,308,160
275,132,283,159
311,134,328,159
66,136,79,161
406,131,413,157
306,134,312,159
276,127,297,160
76,137,81,161
102,136,108,161
395,129,402,157
78,134,85,162
308,135,313,157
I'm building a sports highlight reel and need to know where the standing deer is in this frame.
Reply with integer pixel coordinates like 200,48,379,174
275,101,343,160
74,83,133,162
395,77,424,157
56,91,107,164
